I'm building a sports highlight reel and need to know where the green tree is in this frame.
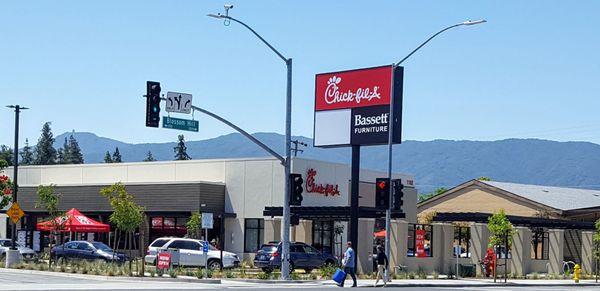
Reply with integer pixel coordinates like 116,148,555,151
143,151,156,162
104,151,113,163
478,176,492,181
57,137,69,164
35,184,65,267
0,160,14,209
20,139,34,165
186,212,202,239
0,145,13,166
67,134,84,164
419,187,448,202
100,183,144,264
488,209,515,249
173,135,191,160
112,147,123,163
33,122,57,165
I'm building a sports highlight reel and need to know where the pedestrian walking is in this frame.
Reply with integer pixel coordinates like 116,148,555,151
338,241,357,287
374,246,389,287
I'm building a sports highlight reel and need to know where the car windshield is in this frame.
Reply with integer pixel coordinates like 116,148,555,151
260,245,277,253
91,242,112,251
150,238,170,248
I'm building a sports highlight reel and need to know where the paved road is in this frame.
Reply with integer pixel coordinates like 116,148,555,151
2,270,600,291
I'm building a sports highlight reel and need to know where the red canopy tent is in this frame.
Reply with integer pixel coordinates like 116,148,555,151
37,208,110,233
374,230,386,238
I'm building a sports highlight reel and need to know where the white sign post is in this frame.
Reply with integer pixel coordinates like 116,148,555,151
202,213,213,278
166,92,193,114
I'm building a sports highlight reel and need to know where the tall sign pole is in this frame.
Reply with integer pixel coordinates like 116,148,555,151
281,58,293,279
384,66,396,280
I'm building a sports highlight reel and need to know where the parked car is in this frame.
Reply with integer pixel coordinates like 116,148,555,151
253,242,337,273
0,239,37,262
144,237,240,269
51,241,127,263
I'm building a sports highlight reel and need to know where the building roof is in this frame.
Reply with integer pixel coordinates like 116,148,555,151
479,180,600,211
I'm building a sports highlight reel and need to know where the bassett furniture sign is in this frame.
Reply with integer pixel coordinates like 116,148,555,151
313,65,403,147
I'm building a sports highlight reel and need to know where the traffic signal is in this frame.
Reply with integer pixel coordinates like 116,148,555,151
146,81,161,127
375,178,390,209
290,214,300,226
290,173,304,206
392,179,404,211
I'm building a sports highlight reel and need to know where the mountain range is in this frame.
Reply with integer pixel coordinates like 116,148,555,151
51,132,600,194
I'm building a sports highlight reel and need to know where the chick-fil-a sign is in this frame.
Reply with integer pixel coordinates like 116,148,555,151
315,65,393,111
306,168,340,197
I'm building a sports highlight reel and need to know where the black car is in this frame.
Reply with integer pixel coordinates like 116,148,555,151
253,242,337,273
51,241,128,263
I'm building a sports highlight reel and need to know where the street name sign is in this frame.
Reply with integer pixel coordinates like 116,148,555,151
162,116,199,132
7,202,24,224
166,92,193,114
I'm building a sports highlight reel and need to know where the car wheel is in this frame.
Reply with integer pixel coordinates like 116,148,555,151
262,267,273,273
57,256,67,265
324,259,336,267
208,259,222,270
304,268,313,274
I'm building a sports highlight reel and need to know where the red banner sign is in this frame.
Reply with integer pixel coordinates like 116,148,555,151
315,66,393,111
415,229,426,258
306,168,340,197
157,252,171,270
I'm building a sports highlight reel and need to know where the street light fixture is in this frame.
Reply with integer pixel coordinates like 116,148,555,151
207,8,294,280
385,19,486,281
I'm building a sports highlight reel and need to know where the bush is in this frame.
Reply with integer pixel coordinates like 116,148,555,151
319,265,336,279
224,270,234,278
408,272,416,279
169,269,178,278
256,272,270,280
149,269,156,277
196,268,203,279
417,267,427,279
431,271,439,279
290,271,300,280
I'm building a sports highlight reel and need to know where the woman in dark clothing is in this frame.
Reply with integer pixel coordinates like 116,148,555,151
374,246,389,287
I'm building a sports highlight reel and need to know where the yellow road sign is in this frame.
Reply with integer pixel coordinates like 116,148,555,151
7,201,24,224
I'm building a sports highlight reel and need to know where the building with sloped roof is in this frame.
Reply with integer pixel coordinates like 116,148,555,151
418,179,600,221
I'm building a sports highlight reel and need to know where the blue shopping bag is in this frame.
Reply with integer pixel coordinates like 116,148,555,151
332,268,346,284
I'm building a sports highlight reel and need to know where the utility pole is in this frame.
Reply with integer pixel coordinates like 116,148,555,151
291,140,307,157
5,105,28,267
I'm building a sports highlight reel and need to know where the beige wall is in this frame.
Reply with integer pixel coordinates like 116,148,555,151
419,187,541,217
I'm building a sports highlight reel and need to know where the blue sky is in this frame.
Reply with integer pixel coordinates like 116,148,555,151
1,1,600,147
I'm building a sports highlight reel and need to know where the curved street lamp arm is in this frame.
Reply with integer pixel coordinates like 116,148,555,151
191,105,286,165
224,16,288,63
395,23,463,66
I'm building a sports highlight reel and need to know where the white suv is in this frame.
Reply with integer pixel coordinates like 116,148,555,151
145,237,240,269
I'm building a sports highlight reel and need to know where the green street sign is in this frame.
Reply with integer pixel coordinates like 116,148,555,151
162,116,199,132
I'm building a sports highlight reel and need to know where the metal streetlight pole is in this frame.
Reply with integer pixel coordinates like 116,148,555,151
384,19,486,280
207,10,294,280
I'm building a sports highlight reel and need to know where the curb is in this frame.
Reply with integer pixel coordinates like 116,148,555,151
320,281,600,288
226,278,319,284
0,268,221,284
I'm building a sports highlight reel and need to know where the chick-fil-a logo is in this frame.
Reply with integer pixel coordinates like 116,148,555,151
306,168,340,197
324,76,381,105
315,65,393,111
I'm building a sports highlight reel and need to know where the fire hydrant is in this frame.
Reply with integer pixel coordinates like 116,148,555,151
574,264,581,283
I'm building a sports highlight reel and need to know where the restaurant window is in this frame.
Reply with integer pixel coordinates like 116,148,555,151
312,220,334,254
454,226,470,258
407,224,433,257
531,228,549,260
244,218,264,253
